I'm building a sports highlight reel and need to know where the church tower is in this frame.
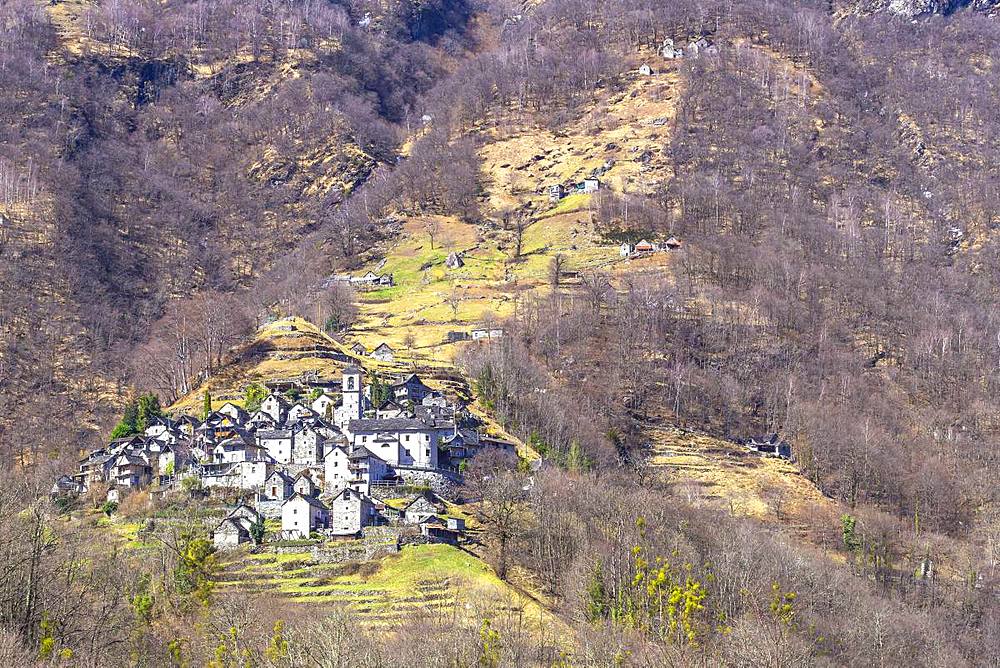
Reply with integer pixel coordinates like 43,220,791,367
340,366,363,428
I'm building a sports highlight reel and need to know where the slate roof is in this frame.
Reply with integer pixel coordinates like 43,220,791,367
285,492,328,510
348,417,433,432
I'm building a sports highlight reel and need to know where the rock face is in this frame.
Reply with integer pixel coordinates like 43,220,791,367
853,0,999,16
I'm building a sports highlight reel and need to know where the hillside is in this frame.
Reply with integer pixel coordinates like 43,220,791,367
5,0,1000,665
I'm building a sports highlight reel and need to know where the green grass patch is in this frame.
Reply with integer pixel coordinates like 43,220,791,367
538,192,591,219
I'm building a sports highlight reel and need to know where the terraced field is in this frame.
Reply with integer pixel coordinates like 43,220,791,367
646,424,840,538
215,544,548,628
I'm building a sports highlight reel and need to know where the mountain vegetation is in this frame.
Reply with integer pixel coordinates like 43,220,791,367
2,0,1000,665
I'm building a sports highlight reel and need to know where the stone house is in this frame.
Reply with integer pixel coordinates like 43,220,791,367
263,470,295,500
260,392,290,423
213,518,251,548
371,343,395,362
291,423,326,465
50,475,83,498
327,487,376,536
391,374,433,403
212,504,262,549
281,493,329,539
109,452,152,489
293,472,319,497
401,493,443,524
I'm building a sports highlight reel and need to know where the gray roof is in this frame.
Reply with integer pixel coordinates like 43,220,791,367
285,492,328,510
257,429,293,438
266,469,294,483
348,445,379,461
343,365,362,375
348,417,433,432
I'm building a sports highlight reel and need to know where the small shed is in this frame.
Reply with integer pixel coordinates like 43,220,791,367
548,184,566,202
620,242,635,257
445,252,464,269
638,63,654,76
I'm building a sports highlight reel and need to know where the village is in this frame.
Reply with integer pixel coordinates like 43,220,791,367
52,364,516,552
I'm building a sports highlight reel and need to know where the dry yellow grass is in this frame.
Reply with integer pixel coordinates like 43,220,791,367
646,425,838,528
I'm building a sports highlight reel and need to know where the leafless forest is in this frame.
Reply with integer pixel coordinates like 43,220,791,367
2,0,1000,665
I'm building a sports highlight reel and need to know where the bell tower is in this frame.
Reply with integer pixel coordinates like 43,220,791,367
341,366,363,426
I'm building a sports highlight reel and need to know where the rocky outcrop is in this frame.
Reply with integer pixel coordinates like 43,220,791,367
850,0,999,17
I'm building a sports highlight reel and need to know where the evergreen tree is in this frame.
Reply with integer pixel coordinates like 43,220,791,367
136,393,163,432
585,559,609,622
202,389,212,420
369,373,392,406
110,401,140,439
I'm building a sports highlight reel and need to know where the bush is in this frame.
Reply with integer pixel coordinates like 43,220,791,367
101,501,119,517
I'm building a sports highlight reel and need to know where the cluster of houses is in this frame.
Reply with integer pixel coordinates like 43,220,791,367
619,237,682,257
660,36,717,60
743,433,793,460
327,270,394,289
638,37,718,76
549,177,602,203
55,367,515,545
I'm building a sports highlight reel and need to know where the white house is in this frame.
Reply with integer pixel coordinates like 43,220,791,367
471,328,504,341
324,444,353,489
260,392,290,423
348,417,442,468
661,38,684,59
218,402,249,425
311,393,336,418
582,178,601,193
257,429,294,464
287,403,316,423
201,459,272,490
281,493,328,539
325,445,390,494
638,63,654,76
